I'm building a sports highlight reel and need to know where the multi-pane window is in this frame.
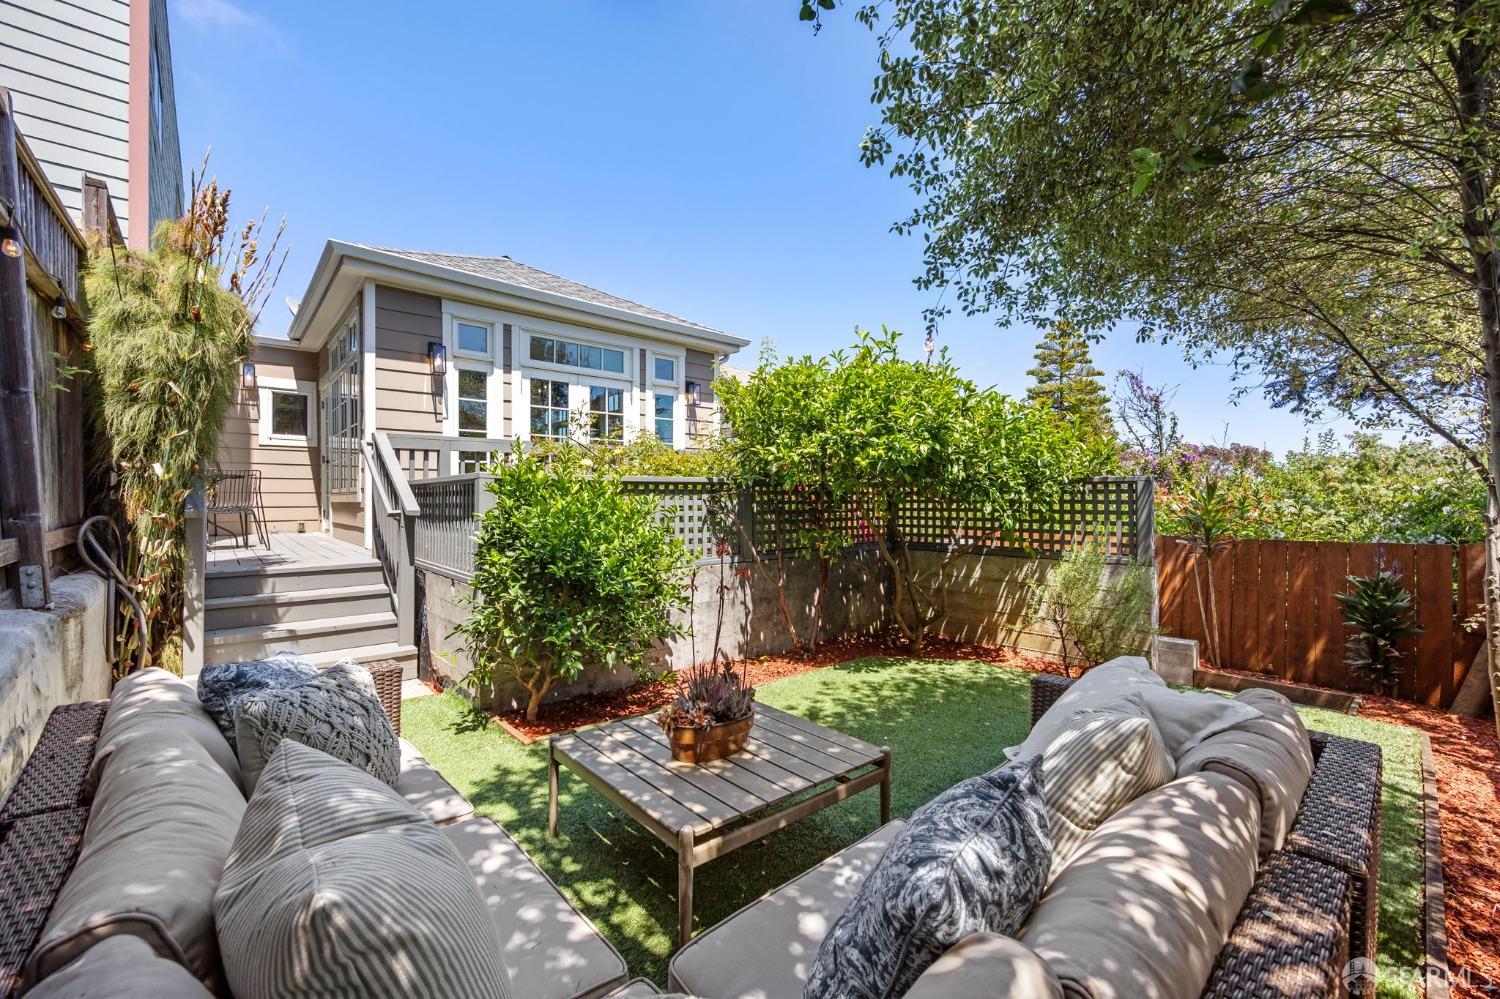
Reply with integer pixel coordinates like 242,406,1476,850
456,321,489,355
530,378,570,439
588,385,624,441
654,392,675,444
529,335,626,374
269,391,308,439
457,368,490,472
654,357,676,383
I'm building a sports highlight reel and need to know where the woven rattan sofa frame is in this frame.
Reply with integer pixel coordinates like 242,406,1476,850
1030,672,1383,998
0,660,405,999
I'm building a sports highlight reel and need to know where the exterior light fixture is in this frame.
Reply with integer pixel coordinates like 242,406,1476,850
686,380,701,406
428,341,448,376
51,295,67,320
241,361,257,392
0,229,19,258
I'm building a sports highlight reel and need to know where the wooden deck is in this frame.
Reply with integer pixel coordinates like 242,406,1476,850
206,531,375,575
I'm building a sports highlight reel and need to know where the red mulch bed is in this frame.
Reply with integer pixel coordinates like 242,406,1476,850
487,636,1067,742
1357,695,1500,997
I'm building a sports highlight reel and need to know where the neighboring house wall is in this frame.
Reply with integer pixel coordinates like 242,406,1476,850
0,0,131,231
375,286,444,435
217,343,322,533
0,0,181,245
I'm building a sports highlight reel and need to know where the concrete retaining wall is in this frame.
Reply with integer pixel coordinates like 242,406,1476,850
911,550,1153,659
0,573,111,796
420,550,889,712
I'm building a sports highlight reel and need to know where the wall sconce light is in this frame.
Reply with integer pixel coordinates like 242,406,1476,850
241,361,257,392
51,295,67,320
428,342,448,376
686,381,701,406
0,229,20,258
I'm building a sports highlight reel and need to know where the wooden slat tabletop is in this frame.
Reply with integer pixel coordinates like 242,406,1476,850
552,704,884,837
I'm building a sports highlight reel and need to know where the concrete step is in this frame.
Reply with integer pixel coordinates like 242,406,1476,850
204,611,399,664
205,583,394,631
304,643,419,680
206,560,386,599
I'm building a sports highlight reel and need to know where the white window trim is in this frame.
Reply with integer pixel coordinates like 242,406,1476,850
645,346,687,448
257,376,317,448
440,300,510,472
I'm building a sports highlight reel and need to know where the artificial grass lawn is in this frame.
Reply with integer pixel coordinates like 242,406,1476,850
404,657,1426,995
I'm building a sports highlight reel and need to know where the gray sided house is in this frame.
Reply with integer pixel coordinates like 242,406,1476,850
201,242,749,676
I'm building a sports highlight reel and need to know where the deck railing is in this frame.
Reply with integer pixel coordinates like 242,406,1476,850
387,434,512,480
365,434,421,646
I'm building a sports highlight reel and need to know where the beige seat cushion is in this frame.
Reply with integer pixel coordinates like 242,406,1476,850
440,816,627,999
668,822,904,999
24,935,214,999
903,932,1063,999
1176,687,1315,858
1035,692,1175,878
214,741,511,999
89,667,241,792
1019,772,1261,999
28,736,246,990
399,737,475,826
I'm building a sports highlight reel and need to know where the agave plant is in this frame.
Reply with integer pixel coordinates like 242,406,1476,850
1335,569,1423,696
658,660,755,732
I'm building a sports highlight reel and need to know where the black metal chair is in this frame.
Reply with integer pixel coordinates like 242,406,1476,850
207,467,270,549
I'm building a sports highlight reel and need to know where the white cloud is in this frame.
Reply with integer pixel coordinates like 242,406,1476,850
170,0,287,50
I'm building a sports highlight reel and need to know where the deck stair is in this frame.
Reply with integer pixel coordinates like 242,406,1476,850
200,532,416,677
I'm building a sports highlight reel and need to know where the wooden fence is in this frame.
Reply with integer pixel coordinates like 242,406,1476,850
1157,535,1486,707
0,89,97,608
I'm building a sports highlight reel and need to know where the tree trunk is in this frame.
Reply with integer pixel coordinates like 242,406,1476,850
524,672,555,723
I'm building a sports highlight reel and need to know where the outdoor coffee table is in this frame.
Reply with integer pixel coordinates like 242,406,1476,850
547,704,892,946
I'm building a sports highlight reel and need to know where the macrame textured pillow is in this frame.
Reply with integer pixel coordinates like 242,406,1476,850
804,757,1051,999
197,651,318,749
233,660,399,794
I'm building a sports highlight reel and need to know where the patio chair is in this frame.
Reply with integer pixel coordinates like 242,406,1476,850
207,467,269,549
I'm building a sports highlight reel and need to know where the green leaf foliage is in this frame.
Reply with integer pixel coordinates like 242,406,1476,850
455,452,691,721
1335,569,1423,696
1024,320,1114,444
1026,539,1156,676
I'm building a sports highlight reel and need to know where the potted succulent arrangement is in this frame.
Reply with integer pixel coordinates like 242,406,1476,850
657,660,756,765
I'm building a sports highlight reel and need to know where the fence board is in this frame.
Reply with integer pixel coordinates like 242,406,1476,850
1412,545,1453,707
1284,541,1320,685
1456,544,1486,694
1227,544,1256,671
1258,541,1289,676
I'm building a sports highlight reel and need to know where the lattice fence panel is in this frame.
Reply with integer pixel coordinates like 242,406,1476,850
620,478,738,563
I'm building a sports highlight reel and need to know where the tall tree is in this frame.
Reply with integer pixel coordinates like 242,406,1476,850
807,0,1500,729
1025,321,1113,439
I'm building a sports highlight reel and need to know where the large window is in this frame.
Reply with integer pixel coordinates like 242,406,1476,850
654,392,675,444
588,385,624,441
529,335,626,374
530,378,571,439
456,367,490,473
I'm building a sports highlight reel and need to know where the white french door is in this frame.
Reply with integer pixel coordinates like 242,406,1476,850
524,372,629,443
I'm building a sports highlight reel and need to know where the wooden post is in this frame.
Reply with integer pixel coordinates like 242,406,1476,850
1133,475,1156,566
182,476,207,678
0,91,49,608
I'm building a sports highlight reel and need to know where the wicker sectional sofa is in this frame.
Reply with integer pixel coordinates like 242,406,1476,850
0,663,636,999
668,666,1383,998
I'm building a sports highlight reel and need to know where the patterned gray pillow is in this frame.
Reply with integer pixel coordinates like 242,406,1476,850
804,757,1051,999
197,651,318,749
233,660,399,794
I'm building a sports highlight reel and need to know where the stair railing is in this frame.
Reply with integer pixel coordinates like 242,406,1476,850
364,433,421,648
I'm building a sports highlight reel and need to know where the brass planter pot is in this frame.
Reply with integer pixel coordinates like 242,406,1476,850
668,712,754,765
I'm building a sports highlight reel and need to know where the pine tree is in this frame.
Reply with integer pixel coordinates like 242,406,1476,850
1025,321,1112,438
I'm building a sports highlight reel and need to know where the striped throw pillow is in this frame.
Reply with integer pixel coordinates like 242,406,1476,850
1034,692,1175,879
214,741,511,999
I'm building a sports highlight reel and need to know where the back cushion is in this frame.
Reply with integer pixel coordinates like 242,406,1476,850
25,935,213,999
1035,693,1175,878
1019,772,1261,999
27,735,246,990
214,741,511,999
89,667,241,792
1176,688,1315,858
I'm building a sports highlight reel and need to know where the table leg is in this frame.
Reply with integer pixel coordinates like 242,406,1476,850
879,747,892,825
547,742,559,838
677,827,695,947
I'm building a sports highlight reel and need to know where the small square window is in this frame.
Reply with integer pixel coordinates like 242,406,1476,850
270,391,308,438
456,321,489,354
654,357,676,383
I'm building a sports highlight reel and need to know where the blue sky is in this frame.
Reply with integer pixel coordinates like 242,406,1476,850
167,0,1356,455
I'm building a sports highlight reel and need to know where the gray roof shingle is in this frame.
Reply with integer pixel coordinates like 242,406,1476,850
360,245,729,337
